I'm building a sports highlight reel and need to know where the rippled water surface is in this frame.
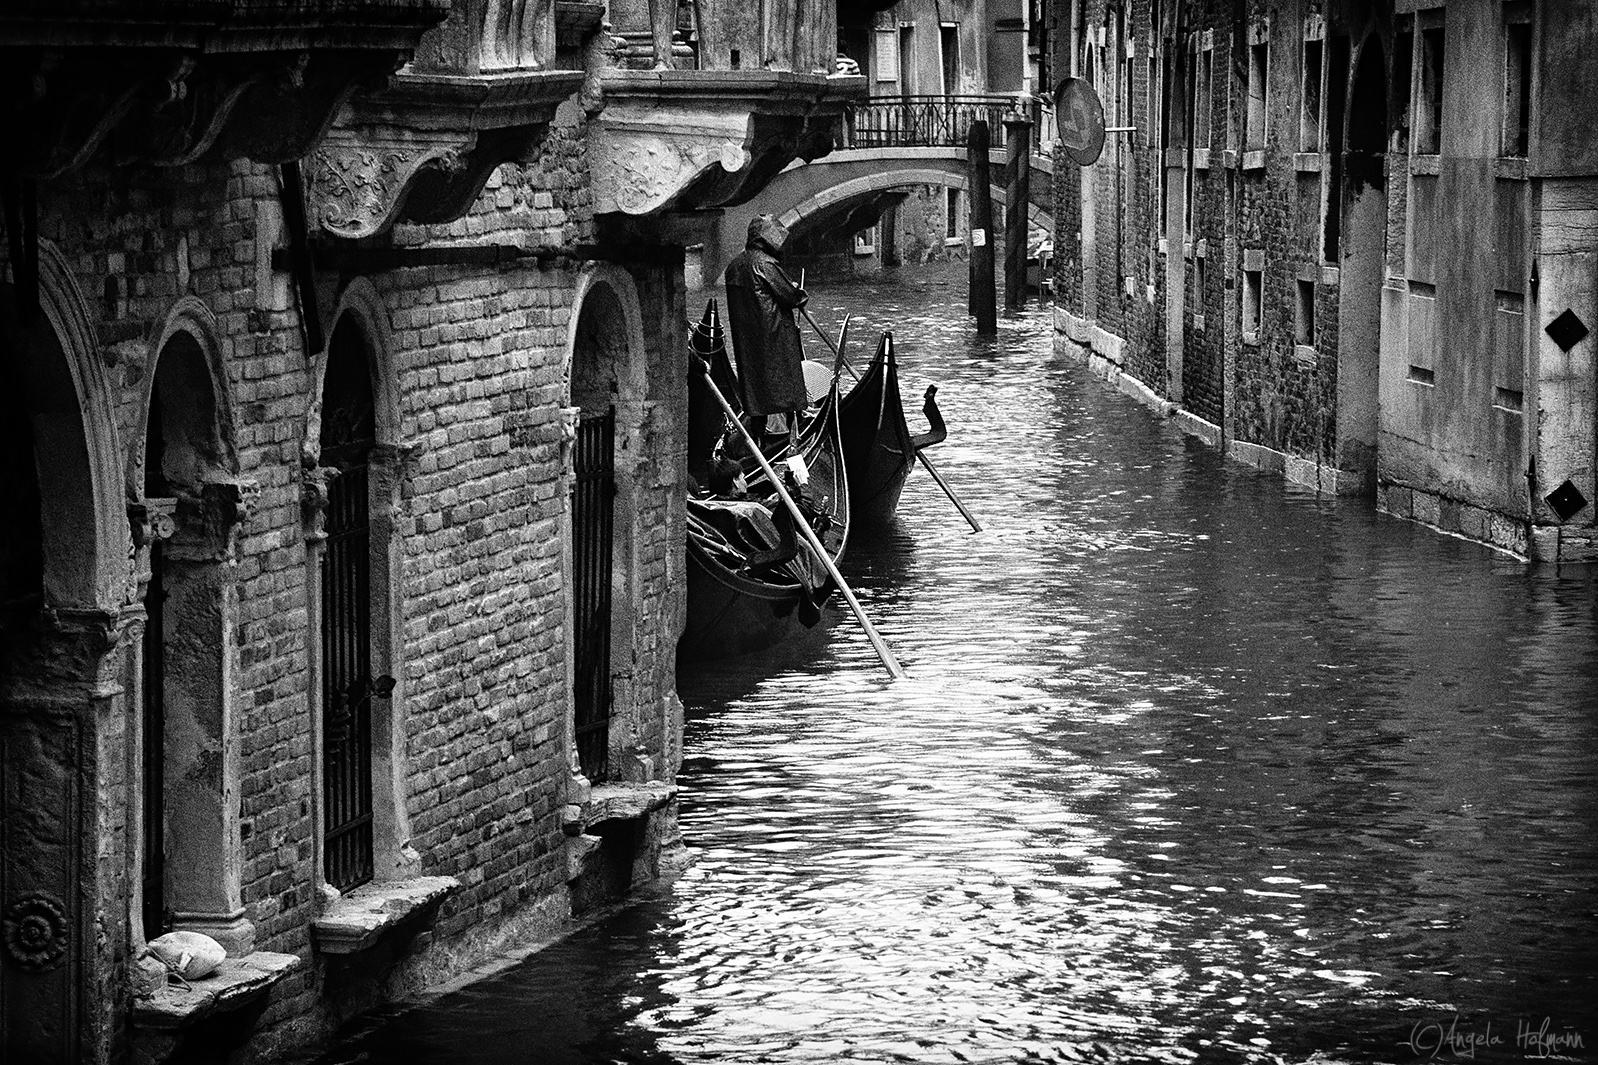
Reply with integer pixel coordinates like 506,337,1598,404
321,265,1597,1064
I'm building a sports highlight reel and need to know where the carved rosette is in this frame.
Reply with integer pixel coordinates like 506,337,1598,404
308,130,475,240
3,893,69,973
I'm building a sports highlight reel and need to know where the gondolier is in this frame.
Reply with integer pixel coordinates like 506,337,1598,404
724,214,809,443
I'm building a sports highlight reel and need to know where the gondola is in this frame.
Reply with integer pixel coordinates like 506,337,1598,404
836,330,947,525
680,302,851,661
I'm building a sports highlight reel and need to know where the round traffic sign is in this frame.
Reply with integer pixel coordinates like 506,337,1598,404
1054,77,1107,165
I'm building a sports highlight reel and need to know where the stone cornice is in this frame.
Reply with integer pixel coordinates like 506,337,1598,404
590,71,866,218
348,68,585,131
0,3,451,52
599,69,865,114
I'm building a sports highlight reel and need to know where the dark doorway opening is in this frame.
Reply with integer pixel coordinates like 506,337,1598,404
320,319,377,892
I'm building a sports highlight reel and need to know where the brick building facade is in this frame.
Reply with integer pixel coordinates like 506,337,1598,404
0,2,861,1062
1049,0,1597,562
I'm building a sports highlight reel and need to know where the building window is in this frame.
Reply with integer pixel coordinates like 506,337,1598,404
1393,22,1414,152
1243,266,1263,340
1147,52,1160,152
1296,278,1316,347
940,22,959,94
1246,33,1269,151
1416,21,1445,154
1301,37,1323,152
898,24,915,97
1502,12,1531,158
946,187,961,242
1494,289,1525,411
1159,48,1173,223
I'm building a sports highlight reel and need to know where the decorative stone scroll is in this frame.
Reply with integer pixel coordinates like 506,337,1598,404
308,128,477,240
309,67,585,238
589,70,861,218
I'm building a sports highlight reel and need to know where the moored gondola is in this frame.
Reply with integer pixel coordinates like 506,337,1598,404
837,330,947,525
681,302,851,661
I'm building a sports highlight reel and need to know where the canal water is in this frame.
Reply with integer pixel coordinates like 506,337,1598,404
319,264,1597,1064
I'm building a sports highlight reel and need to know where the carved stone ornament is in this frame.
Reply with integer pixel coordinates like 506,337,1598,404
588,71,856,218
600,132,752,216
302,466,341,542
309,129,477,240
4,892,70,972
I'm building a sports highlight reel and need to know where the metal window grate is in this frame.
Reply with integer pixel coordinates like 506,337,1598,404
322,461,375,892
571,409,615,782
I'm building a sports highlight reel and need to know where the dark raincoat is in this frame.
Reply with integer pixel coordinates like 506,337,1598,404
723,216,809,416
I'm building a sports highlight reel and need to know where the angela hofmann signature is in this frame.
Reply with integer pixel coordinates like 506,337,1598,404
1404,1015,1586,1060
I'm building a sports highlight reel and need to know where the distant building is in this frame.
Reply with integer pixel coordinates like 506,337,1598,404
0,2,861,1062
1049,0,1596,562
754,0,1047,274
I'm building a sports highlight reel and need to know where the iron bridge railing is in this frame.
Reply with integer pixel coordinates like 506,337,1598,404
845,95,1050,151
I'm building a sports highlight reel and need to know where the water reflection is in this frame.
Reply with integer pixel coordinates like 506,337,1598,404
318,264,1597,1064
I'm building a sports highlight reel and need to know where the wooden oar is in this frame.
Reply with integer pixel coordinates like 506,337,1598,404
801,305,983,534
694,361,907,680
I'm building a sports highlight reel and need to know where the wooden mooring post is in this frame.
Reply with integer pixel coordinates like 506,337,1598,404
966,120,997,336
1003,111,1033,311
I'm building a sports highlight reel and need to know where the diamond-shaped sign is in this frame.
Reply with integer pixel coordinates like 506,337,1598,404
1546,309,1589,352
1546,479,1588,522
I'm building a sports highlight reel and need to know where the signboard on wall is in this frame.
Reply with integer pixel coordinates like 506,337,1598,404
874,29,898,82
1054,76,1107,165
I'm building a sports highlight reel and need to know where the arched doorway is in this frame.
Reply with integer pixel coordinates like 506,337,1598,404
568,283,626,783
1334,33,1388,496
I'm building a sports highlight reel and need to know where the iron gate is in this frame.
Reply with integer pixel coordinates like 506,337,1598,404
321,459,375,891
571,409,615,781
141,541,167,937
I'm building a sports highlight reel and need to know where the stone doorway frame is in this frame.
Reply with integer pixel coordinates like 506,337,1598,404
0,240,128,1065
563,264,648,788
302,278,418,899
128,296,253,954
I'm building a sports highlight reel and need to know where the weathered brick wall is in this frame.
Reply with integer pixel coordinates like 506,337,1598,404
1054,0,1343,463
6,93,688,1062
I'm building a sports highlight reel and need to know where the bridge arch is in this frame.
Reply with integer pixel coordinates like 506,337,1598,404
707,148,1054,279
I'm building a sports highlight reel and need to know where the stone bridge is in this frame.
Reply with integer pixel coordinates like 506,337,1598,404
700,96,1057,278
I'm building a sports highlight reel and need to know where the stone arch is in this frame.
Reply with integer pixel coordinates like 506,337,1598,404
564,264,647,786
303,280,415,892
320,277,401,448
566,264,648,410
131,297,239,497
0,240,126,1064
0,241,125,611
779,169,1053,248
